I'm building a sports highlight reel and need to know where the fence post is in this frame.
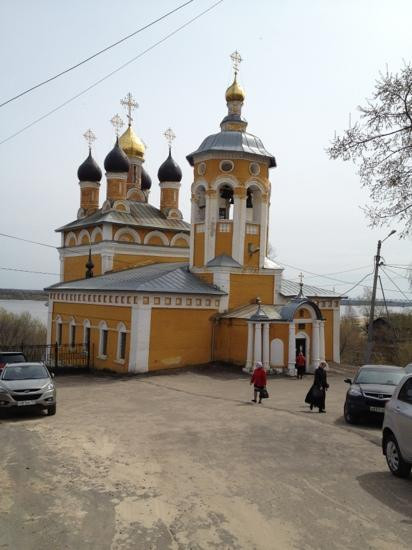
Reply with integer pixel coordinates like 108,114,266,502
54,342,58,368
87,340,90,369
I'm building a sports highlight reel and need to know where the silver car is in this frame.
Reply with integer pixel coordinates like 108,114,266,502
382,373,412,478
0,362,56,416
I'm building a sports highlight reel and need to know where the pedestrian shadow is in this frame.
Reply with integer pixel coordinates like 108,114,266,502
357,471,412,521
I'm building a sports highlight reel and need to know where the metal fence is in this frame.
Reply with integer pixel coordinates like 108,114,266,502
0,343,92,370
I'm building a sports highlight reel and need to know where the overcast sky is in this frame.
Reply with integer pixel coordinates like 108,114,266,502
0,0,411,300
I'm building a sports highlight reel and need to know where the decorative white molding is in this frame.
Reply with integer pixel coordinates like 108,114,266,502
113,227,141,243
133,306,152,373
159,181,181,190
79,181,100,189
78,229,91,246
170,233,189,246
213,271,230,312
46,298,53,346
143,230,170,246
113,200,131,213
58,241,189,259
91,227,103,243
105,172,127,180
288,322,296,376
64,232,77,247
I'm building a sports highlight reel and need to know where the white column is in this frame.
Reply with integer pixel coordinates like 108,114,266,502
312,320,320,372
46,298,53,346
287,322,296,376
262,323,270,371
245,322,254,371
129,305,152,373
189,195,196,268
319,320,325,362
333,307,341,363
213,271,230,312
232,193,246,264
101,253,113,274
259,199,269,268
253,323,262,364
204,191,217,264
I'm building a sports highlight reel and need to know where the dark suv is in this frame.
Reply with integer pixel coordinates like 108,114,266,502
0,351,27,372
344,365,405,424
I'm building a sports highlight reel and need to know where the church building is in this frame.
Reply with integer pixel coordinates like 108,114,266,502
46,53,342,375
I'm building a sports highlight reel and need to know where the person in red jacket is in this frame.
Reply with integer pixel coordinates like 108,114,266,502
250,362,267,403
296,351,306,379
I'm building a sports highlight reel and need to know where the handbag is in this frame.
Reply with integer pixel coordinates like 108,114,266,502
260,388,269,399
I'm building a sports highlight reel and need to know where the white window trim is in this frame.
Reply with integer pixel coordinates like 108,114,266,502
98,321,108,359
116,322,127,362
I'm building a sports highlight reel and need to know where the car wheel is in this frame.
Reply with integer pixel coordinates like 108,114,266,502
344,404,359,425
47,404,56,416
385,434,411,478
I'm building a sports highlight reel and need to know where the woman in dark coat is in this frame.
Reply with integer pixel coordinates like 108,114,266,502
305,362,329,413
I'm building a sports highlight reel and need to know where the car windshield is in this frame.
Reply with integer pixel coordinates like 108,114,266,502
2,365,49,380
0,354,25,364
355,370,404,386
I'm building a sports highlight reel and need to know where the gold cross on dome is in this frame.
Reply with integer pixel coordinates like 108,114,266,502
83,129,96,148
164,127,176,147
120,92,138,126
110,114,124,136
230,50,242,74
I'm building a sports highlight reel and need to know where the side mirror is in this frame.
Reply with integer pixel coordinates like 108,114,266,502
51,373,55,379
344,378,352,384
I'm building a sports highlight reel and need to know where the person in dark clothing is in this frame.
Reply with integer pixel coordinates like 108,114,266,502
296,351,306,379
305,361,329,412
250,362,267,404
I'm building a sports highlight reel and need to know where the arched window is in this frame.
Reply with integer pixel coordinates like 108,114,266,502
99,321,108,358
193,185,206,222
83,319,91,351
55,315,62,346
116,322,127,361
218,183,234,220
69,317,76,348
246,185,262,223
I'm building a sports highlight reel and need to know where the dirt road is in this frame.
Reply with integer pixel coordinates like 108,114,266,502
1,366,411,549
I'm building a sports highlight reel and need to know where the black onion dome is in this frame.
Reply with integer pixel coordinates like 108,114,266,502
141,166,152,190
157,149,182,182
77,150,102,182
104,138,130,173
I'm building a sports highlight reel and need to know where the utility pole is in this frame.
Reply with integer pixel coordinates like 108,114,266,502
364,230,396,363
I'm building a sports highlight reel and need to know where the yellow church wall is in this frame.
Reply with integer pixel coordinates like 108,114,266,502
229,273,274,309
194,272,214,284
194,231,205,267
214,319,248,365
148,308,215,370
243,232,260,268
112,254,187,271
195,159,269,184
321,309,334,361
64,254,102,281
52,302,131,373
215,224,233,257
173,238,188,247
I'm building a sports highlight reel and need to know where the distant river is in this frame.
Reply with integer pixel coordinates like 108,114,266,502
0,300,48,325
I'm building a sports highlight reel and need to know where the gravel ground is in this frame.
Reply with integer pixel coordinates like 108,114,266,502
1,365,411,550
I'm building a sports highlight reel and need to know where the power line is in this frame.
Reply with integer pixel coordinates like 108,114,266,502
380,267,412,301
0,266,59,276
304,264,372,279
340,271,374,296
0,0,224,146
0,0,194,109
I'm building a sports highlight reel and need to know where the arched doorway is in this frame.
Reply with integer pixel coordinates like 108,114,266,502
295,331,310,374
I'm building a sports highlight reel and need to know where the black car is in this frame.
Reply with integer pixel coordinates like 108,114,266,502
344,365,405,424
0,351,27,372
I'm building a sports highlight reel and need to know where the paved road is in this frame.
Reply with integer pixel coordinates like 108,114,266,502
1,366,411,549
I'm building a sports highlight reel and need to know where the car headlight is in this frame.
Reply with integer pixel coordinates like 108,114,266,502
44,383,55,391
348,387,362,397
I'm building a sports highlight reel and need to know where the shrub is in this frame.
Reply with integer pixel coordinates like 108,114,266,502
0,307,46,347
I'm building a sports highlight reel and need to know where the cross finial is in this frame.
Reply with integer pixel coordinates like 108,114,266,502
110,114,124,137
120,92,138,126
164,127,176,150
299,272,304,287
230,50,242,75
83,129,96,150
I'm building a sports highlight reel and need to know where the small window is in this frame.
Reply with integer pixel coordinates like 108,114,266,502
249,162,260,176
70,324,76,348
84,326,90,347
57,323,62,346
219,160,234,173
298,323,306,330
197,162,206,176
101,330,108,356
398,379,412,404
119,333,127,360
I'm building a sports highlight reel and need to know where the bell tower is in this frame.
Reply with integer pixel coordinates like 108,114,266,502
186,51,276,272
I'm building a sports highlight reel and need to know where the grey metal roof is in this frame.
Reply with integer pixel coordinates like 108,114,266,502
186,130,276,167
281,279,342,298
220,303,283,320
280,299,323,322
57,201,190,232
206,254,242,268
46,263,225,295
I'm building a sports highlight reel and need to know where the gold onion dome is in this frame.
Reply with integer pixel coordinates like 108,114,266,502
225,74,245,102
119,125,145,158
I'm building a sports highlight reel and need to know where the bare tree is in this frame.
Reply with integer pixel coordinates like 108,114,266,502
328,64,412,236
